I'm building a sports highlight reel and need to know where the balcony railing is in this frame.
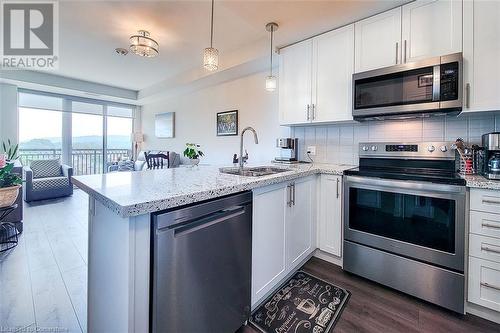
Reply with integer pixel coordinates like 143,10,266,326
19,148,132,176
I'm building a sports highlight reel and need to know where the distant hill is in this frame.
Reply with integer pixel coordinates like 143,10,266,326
20,135,131,150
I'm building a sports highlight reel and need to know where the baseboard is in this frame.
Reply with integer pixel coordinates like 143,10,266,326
467,302,500,325
313,249,343,267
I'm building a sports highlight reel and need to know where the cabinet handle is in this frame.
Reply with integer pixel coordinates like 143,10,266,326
481,282,500,292
336,178,340,198
481,245,500,255
395,42,399,64
465,83,470,108
403,40,407,63
291,183,296,206
482,222,500,230
482,198,500,205
286,184,292,207
312,104,316,120
306,104,310,121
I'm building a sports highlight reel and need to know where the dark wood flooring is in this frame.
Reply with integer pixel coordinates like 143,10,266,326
239,257,500,333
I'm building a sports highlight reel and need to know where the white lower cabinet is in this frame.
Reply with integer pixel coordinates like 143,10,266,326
252,176,316,307
318,175,343,257
468,257,500,312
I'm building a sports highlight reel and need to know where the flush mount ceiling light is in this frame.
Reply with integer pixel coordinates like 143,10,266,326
265,22,279,92
203,0,219,71
129,30,159,57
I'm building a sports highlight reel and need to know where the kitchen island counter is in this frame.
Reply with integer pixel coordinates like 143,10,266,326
72,163,355,217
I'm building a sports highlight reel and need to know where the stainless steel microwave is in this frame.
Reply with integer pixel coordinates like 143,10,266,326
352,53,462,121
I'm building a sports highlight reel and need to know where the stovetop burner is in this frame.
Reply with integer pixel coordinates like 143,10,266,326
347,142,466,186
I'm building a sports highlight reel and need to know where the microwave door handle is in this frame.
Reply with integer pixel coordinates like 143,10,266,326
432,65,441,102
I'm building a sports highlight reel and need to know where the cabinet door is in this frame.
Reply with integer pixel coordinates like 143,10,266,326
279,40,313,125
286,177,315,270
354,7,402,73
402,0,462,63
251,183,287,307
313,24,354,122
463,0,500,112
318,175,342,257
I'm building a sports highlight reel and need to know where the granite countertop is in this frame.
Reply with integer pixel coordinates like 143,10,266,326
72,163,355,218
462,174,500,190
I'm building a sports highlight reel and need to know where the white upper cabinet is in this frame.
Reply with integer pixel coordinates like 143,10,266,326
463,0,500,112
313,24,354,122
279,40,313,125
354,7,402,73
401,0,462,63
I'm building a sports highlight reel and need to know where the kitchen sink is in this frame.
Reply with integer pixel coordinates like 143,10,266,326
220,166,291,177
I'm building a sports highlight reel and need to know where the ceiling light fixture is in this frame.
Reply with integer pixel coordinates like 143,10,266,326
203,0,219,71
265,22,279,92
129,30,159,57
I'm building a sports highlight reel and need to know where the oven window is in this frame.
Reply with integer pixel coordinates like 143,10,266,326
349,188,455,253
354,66,435,109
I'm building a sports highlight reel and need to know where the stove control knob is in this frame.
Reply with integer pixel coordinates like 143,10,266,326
427,145,435,152
362,146,369,151
371,145,378,151
440,145,448,152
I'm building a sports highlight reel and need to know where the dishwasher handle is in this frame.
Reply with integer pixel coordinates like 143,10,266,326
171,206,247,237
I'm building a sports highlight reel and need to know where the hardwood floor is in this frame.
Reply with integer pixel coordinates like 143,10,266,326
2,190,499,332
0,190,88,333
240,257,500,333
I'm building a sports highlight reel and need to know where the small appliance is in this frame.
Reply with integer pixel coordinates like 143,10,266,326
481,132,500,179
275,138,299,163
352,53,462,120
343,142,466,313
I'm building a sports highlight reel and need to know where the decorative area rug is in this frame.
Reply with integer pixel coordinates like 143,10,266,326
250,271,350,333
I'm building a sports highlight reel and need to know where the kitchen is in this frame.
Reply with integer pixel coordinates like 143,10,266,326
0,0,500,333
67,0,500,332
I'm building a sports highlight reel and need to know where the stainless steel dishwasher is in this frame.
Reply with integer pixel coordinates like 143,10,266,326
151,191,252,333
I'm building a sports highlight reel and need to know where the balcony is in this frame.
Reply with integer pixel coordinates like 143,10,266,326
19,148,132,176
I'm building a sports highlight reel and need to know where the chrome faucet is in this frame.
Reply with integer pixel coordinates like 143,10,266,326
239,127,259,170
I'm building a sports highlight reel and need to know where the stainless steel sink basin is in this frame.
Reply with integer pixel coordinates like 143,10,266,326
220,166,291,177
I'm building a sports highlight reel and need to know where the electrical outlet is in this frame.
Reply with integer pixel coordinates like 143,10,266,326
307,146,316,156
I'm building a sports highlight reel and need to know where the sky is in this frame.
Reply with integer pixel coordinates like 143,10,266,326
19,108,132,142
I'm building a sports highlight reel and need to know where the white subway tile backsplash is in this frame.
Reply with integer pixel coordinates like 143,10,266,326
293,112,500,165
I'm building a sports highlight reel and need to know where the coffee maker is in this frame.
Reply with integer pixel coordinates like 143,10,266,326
275,138,299,163
482,132,500,179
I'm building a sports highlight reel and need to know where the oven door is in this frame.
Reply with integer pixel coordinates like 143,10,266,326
344,176,465,272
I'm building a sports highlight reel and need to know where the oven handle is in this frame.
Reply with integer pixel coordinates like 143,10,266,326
345,176,466,195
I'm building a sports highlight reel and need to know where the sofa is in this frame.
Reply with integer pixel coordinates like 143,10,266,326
108,150,180,172
24,159,73,202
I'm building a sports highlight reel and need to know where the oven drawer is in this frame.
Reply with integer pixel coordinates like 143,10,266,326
470,234,500,264
468,257,500,312
470,210,500,240
470,189,500,214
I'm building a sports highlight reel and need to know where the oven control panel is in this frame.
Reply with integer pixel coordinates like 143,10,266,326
359,142,455,159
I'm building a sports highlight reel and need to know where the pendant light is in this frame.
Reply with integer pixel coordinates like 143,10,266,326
265,22,279,92
203,0,219,71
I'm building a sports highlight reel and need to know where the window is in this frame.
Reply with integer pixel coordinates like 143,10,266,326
18,90,136,175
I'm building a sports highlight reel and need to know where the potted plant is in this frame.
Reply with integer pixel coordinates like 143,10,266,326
183,143,204,166
0,156,22,208
2,139,19,162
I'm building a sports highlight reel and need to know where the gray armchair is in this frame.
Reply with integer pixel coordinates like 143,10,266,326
24,159,73,202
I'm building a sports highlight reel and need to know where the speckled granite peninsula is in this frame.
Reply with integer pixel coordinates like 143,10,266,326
72,163,354,217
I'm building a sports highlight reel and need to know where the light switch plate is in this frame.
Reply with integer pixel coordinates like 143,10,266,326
307,146,316,156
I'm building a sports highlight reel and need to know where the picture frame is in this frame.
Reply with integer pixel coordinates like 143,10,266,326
216,110,238,136
155,112,175,138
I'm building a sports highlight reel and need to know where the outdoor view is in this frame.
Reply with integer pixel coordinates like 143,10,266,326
19,107,133,175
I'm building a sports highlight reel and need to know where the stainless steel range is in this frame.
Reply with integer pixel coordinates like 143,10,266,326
343,142,466,313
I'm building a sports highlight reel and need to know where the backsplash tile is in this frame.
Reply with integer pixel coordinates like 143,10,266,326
291,112,500,165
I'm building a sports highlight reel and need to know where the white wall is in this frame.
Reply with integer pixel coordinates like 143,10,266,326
0,83,19,145
292,112,500,165
141,71,289,166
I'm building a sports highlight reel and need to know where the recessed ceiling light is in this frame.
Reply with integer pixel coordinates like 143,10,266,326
115,48,128,56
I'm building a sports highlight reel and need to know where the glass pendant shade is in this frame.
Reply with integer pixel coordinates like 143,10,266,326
129,30,159,58
265,75,277,91
203,47,219,71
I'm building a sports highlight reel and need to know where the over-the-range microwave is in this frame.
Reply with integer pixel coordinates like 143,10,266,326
352,53,462,121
